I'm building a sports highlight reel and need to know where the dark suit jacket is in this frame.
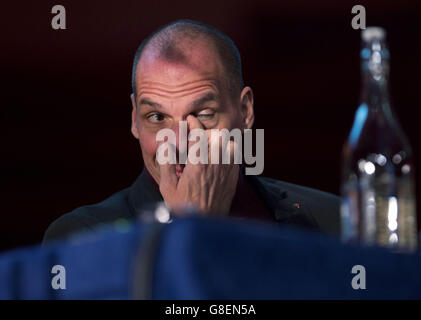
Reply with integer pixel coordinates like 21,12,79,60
43,171,341,243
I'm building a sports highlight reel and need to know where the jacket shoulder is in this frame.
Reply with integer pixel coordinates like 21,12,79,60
43,187,133,244
257,176,341,237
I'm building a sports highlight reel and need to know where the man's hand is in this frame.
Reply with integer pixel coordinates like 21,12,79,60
158,115,240,216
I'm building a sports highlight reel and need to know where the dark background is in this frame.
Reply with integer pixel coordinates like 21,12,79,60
2,0,421,252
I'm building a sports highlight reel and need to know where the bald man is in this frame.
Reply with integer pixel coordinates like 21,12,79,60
43,20,340,243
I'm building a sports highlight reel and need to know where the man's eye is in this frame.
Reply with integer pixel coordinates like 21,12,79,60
197,111,215,119
147,113,165,123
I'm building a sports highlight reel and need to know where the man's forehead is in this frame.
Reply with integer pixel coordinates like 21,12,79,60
136,41,224,88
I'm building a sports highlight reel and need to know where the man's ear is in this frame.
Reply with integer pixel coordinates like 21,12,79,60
239,86,254,129
130,93,139,140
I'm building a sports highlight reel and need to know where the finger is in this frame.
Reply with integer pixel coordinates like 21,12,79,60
216,134,240,165
186,114,204,131
156,141,178,193
186,115,205,150
227,139,241,164
207,130,239,165
208,129,222,165
159,161,178,195
186,115,207,167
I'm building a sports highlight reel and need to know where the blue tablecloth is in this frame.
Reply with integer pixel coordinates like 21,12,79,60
1,217,421,299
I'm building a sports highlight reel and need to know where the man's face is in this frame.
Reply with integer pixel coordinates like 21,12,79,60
131,40,252,184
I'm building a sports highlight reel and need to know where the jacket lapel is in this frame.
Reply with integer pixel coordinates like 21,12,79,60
248,175,320,230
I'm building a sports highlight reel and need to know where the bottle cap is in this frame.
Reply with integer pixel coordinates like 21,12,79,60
362,27,386,42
